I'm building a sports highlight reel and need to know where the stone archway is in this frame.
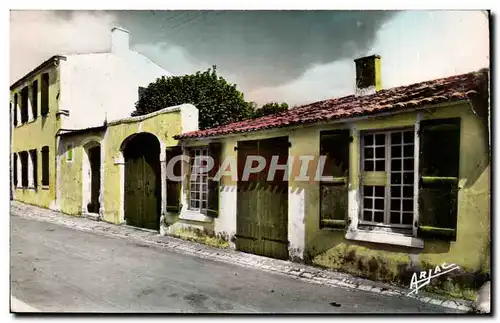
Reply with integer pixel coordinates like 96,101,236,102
122,132,161,230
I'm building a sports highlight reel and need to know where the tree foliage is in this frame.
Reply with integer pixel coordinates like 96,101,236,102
133,66,255,130
253,102,289,118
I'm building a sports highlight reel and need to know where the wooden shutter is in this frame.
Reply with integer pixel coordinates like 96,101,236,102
319,129,350,229
165,146,182,213
418,118,461,240
13,153,18,187
207,142,222,217
41,73,49,117
32,80,38,119
30,149,38,189
42,146,49,186
13,94,18,126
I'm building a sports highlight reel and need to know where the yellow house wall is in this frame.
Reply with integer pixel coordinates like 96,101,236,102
11,65,61,208
58,132,105,215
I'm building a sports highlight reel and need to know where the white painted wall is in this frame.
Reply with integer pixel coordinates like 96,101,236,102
59,28,173,130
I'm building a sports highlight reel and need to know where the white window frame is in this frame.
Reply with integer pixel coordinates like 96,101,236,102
346,122,423,249
188,147,209,213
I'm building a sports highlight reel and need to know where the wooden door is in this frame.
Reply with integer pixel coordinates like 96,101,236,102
88,146,101,213
124,134,160,230
236,137,289,260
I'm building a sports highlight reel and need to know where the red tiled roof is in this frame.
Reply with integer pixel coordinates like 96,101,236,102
175,68,489,139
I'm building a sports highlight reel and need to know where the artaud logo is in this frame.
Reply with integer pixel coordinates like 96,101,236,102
165,155,344,182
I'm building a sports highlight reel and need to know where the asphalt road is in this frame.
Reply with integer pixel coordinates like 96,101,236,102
10,215,460,313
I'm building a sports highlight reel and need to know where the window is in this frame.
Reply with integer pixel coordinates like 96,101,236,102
42,146,49,186
31,80,38,119
41,73,49,117
189,147,209,212
20,87,29,123
13,153,18,187
66,144,74,162
360,129,415,229
13,94,18,126
19,151,29,188
29,149,38,189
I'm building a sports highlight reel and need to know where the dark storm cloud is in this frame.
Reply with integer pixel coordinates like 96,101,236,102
100,10,397,89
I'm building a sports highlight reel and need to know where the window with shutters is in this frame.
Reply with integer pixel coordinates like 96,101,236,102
319,130,350,229
42,146,49,186
19,151,29,188
359,129,415,233
31,80,38,120
20,87,29,123
29,149,38,189
189,147,209,212
41,73,49,117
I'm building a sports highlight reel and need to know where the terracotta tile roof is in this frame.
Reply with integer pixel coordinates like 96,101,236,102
175,68,489,139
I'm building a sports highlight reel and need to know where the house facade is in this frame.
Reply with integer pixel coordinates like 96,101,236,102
11,27,173,210
171,56,490,296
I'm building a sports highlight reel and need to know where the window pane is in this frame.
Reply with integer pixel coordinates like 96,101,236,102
403,172,414,184
390,199,401,211
375,160,385,171
364,160,374,171
403,199,413,212
392,145,401,158
364,147,374,159
375,147,385,158
375,134,385,145
364,198,373,209
364,135,373,146
374,198,384,210
402,213,413,225
391,132,402,144
390,212,401,224
201,201,207,209
403,131,414,143
374,186,385,197
391,186,401,198
374,211,384,223
403,158,413,171
391,158,402,171
391,172,401,185
363,186,373,196
403,185,413,198
363,210,372,221
192,200,200,208
403,144,414,157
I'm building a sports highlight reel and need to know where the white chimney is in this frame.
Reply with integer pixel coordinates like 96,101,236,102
111,26,130,55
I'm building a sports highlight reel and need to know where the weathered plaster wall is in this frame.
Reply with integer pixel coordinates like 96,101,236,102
101,105,186,224
58,132,105,216
11,64,61,208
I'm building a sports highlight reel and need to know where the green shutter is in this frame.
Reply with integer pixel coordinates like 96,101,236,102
207,142,222,217
165,146,182,213
418,118,461,240
319,129,350,229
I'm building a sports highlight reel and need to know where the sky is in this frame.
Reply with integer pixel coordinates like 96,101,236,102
10,10,489,107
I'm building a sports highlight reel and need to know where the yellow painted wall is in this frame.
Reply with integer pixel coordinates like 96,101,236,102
11,65,61,208
102,111,182,224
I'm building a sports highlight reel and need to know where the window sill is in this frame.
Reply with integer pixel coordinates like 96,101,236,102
41,185,49,190
179,210,213,223
345,230,424,248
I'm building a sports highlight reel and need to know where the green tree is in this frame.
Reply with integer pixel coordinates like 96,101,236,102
133,66,255,130
253,102,289,118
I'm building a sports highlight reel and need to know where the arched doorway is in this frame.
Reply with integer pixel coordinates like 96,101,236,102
123,133,161,230
82,141,101,215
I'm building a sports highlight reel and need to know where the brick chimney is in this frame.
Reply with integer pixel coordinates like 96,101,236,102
111,26,130,55
354,55,382,96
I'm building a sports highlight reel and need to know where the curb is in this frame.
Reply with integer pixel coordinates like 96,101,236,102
11,201,473,312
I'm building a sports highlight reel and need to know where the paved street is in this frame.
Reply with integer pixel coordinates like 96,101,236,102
11,215,461,313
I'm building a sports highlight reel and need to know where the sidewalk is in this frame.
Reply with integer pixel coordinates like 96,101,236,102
10,201,473,312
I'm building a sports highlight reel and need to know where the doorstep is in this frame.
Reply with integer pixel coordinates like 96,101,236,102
10,201,473,312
